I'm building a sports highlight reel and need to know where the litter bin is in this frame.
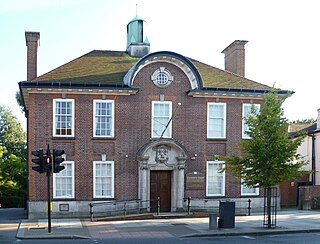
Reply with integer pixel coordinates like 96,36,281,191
209,213,218,229
218,201,235,228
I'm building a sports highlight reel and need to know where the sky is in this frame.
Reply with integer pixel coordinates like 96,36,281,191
1,0,319,130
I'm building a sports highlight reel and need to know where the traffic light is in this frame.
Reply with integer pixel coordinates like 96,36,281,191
31,149,44,173
43,145,52,173
44,154,52,173
53,149,65,173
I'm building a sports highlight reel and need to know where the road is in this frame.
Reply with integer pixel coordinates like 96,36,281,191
0,208,27,244
2,208,320,243
8,232,320,244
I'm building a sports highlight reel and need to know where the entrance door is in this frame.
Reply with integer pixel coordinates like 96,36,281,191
150,171,171,212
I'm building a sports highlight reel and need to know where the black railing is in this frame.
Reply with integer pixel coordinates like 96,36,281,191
183,197,253,216
89,197,254,221
89,199,150,221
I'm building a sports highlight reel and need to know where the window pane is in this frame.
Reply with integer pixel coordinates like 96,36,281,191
54,100,73,136
208,103,225,138
54,162,73,198
94,101,113,137
94,162,114,198
243,104,260,138
207,162,224,196
152,102,171,138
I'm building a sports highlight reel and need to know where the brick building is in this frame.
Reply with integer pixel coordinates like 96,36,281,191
19,15,288,218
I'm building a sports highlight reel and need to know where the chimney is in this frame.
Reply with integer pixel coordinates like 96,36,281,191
221,40,248,77
25,32,40,81
317,109,320,130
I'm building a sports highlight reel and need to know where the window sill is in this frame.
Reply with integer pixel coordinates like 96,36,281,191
205,196,226,199
206,138,227,142
93,198,115,201
52,137,75,140
52,198,75,201
92,137,116,141
241,195,260,197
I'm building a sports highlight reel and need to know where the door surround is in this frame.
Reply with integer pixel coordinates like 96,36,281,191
137,139,187,211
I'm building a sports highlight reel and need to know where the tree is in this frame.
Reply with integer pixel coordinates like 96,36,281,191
225,89,308,228
0,105,26,161
290,118,315,124
0,105,27,206
16,91,26,113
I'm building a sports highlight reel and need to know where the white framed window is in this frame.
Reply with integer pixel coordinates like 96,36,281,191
152,101,172,138
93,100,114,137
206,161,225,196
241,183,259,196
207,103,226,139
53,99,75,137
53,161,74,199
242,103,260,139
93,161,114,198
151,67,174,88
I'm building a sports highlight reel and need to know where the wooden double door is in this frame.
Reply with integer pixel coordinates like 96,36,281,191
150,171,171,212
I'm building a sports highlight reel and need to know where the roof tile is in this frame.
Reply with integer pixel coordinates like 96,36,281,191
33,50,271,91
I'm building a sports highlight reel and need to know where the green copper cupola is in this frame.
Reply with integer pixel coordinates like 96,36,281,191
126,15,150,58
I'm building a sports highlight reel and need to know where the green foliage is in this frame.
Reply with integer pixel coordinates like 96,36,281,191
16,91,26,113
0,196,25,208
291,118,315,124
0,105,27,202
225,89,309,189
0,105,26,161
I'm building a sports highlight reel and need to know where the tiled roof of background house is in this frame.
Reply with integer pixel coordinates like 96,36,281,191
32,50,271,91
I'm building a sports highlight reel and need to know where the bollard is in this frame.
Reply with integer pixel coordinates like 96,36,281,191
209,213,218,230
89,203,94,222
123,201,127,216
248,199,251,216
187,197,191,215
157,196,160,216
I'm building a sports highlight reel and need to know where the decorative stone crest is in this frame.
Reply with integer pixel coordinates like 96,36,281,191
155,145,170,164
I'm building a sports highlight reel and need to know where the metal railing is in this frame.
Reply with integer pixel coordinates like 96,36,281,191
89,199,150,221
89,197,254,221
183,197,253,216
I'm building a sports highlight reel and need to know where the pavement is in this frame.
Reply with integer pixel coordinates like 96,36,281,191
16,210,320,239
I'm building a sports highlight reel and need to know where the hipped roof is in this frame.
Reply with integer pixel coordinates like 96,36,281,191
29,50,274,91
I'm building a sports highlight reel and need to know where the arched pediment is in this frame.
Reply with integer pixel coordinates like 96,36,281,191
137,139,187,160
123,51,203,90
137,139,188,170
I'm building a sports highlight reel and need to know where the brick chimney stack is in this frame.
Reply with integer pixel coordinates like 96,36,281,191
25,32,40,81
221,40,248,77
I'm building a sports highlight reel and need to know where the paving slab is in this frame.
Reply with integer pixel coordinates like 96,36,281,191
16,218,90,239
16,210,320,239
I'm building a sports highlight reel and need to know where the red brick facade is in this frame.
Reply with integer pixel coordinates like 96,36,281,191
27,60,263,203
21,24,280,217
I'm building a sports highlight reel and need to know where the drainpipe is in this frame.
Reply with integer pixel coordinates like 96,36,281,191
312,134,316,185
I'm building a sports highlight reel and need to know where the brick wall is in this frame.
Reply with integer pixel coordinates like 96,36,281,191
25,32,40,81
28,61,263,203
298,185,320,209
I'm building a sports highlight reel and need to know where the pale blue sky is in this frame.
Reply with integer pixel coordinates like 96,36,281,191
1,0,319,130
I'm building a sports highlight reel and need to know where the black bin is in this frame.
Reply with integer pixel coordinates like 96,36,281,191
218,201,235,228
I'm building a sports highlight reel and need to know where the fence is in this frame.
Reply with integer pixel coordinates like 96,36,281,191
89,199,150,221
89,197,254,221
183,197,253,216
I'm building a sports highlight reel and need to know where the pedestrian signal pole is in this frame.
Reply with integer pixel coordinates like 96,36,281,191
31,144,65,233
45,144,52,233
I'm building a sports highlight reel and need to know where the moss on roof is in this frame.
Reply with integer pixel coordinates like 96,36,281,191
34,50,139,85
191,59,270,90
32,50,271,91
